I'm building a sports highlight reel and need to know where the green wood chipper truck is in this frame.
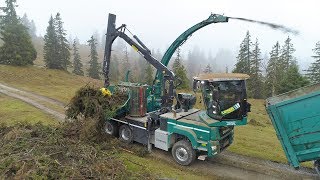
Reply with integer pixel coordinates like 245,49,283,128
101,13,251,165
97,12,320,174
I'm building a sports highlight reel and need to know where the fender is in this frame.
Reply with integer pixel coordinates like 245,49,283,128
168,125,199,148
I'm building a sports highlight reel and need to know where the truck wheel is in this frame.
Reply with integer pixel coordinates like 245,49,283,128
172,140,196,166
119,125,133,143
105,120,118,136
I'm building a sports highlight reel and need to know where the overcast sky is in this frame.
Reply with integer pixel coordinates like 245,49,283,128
6,0,320,69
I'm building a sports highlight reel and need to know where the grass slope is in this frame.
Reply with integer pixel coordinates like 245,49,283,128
0,94,57,126
0,65,102,103
229,99,286,162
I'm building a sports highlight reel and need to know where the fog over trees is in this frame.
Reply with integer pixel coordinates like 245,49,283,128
1,0,319,98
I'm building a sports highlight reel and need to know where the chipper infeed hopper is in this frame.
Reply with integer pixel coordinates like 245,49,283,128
266,83,320,175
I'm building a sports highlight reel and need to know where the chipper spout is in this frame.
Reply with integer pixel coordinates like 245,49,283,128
208,14,229,23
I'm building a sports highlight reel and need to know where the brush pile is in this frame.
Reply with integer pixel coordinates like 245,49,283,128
0,86,153,179
65,85,128,139
66,85,127,120
0,122,153,179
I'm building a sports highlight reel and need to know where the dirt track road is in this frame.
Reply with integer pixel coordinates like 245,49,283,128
0,83,318,180
0,83,65,122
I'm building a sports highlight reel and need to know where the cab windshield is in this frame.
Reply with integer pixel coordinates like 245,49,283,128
202,80,247,120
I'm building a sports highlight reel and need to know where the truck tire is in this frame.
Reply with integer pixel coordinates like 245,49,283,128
105,120,118,136
119,125,133,143
172,140,196,166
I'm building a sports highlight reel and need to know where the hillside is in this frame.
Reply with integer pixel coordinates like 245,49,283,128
0,65,103,103
0,65,312,168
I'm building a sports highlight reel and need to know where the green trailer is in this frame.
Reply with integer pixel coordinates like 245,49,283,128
266,83,320,175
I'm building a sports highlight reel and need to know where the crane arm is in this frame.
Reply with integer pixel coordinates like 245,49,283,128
103,13,175,108
155,14,229,81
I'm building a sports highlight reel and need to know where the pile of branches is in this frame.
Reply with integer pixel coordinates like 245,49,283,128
65,85,128,140
66,85,127,120
0,86,154,179
0,122,153,179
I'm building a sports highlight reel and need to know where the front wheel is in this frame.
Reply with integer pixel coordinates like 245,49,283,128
172,140,196,166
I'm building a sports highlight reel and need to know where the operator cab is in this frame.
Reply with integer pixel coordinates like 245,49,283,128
193,73,250,121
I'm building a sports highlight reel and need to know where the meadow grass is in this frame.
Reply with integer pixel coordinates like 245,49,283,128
0,94,57,126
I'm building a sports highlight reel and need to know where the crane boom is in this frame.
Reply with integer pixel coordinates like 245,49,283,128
154,14,229,86
103,13,175,109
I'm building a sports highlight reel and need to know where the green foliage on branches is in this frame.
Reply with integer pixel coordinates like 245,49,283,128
110,54,120,82
278,64,309,94
43,13,70,70
234,32,263,98
306,42,320,83
248,39,263,98
265,42,281,97
43,16,58,68
144,63,154,85
0,0,36,66
87,36,100,79
265,37,309,97
172,48,189,89
72,39,84,76
233,31,252,74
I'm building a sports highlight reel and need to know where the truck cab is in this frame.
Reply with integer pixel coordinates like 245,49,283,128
152,73,250,165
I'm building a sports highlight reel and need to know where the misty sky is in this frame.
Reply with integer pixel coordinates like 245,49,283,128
3,0,320,69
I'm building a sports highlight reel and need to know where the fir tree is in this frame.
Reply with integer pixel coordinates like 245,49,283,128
233,31,252,74
276,37,308,94
72,39,83,76
144,63,154,85
265,39,304,95
248,38,263,98
0,0,36,66
280,36,295,71
306,42,320,83
54,13,70,70
110,54,120,82
265,42,281,97
43,16,59,69
203,64,213,73
21,13,36,38
87,36,100,79
278,63,309,94
122,46,131,81
172,47,189,89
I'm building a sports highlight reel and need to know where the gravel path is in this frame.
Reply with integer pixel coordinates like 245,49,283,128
0,83,65,122
0,83,318,179
0,83,65,107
